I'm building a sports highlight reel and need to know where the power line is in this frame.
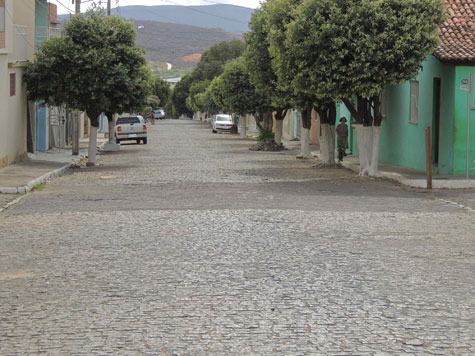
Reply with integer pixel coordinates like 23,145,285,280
159,0,248,25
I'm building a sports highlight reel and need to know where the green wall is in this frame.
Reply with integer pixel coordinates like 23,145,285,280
453,66,475,176
377,55,455,173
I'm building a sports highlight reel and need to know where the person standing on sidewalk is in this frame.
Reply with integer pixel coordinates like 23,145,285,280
336,117,348,162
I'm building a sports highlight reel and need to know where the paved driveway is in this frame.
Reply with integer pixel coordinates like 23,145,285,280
1,120,474,355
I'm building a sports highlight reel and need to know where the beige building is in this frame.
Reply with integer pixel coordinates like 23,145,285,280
0,0,35,168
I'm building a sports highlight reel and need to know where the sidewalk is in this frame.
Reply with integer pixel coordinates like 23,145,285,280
278,137,475,189
339,155,475,189
0,133,110,195
0,148,87,194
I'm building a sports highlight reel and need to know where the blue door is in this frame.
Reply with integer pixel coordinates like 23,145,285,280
35,103,48,152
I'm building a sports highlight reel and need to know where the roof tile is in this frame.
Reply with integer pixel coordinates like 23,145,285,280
434,0,475,63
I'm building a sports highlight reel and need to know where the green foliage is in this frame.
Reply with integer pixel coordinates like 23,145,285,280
264,0,304,107
188,80,210,112
196,89,220,115
287,0,446,100
209,76,228,113
169,75,194,117
32,183,46,191
25,10,153,117
147,95,160,109
257,128,275,142
212,58,267,116
245,5,292,111
152,78,171,108
192,40,246,82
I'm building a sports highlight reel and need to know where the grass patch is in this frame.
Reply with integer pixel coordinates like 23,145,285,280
32,183,46,191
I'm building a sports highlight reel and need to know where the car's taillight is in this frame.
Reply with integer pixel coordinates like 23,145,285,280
117,126,122,132
143,124,147,131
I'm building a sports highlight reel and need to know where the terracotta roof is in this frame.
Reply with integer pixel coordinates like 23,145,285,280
434,0,475,63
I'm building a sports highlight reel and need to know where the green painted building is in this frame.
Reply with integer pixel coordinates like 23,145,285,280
339,0,475,176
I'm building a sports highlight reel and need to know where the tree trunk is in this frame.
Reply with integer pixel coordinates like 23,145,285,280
297,107,312,159
357,125,372,176
320,124,336,164
274,119,283,146
105,111,115,144
240,115,247,138
317,104,336,164
263,111,273,132
274,109,286,146
255,112,264,132
368,126,381,176
86,110,101,167
345,96,383,176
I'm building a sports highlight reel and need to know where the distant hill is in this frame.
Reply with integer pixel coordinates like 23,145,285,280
58,5,250,70
59,5,253,34
132,20,243,70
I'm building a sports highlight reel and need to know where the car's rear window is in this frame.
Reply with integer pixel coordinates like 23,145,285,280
216,115,232,122
117,117,140,124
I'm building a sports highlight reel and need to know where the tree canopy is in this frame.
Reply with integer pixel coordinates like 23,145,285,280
191,40,246,82
287,0,445,124
168,74,194,118
152,77,171,108
213,58,268,117
24,10,152,124
244,7,291,118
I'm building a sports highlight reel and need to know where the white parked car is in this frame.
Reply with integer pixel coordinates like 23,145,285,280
115,115,148,144
153,109,165,120
212,114,234,133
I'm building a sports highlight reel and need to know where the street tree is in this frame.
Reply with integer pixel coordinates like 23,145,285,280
169,75,194,118
290,0,445,174
264,0,334,159
192,40,246,82
213,58,272,135
152,77,171,108
188,80,211,118
25,10,152,165
244,7,292,146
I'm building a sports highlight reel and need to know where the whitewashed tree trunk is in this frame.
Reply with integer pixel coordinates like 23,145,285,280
299,127,311,158
320,124,336,164
87,126,98,166
240,115,247,138
355,125,379,176
354,125,366,175
368,126,381,176
275,119,283,146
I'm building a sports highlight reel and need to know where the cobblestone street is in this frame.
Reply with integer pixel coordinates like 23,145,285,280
1,120,474,355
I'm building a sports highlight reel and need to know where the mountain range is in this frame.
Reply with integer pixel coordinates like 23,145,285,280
59,5,252,71
60,5,253,34
131,19,242,70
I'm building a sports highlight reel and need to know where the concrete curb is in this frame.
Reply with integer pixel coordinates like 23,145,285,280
0,194,30,214
0,163,71,194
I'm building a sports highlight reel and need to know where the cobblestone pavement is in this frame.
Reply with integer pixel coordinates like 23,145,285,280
0,194,17,208
1,120,474,355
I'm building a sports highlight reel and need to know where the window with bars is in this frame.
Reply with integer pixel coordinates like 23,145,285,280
10,73,16,96
410,81,419,124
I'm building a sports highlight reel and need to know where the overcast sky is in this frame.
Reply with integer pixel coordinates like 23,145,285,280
52,0,261,15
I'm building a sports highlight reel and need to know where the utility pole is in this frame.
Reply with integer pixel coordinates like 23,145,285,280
72,0,81,155
107,0,111,16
